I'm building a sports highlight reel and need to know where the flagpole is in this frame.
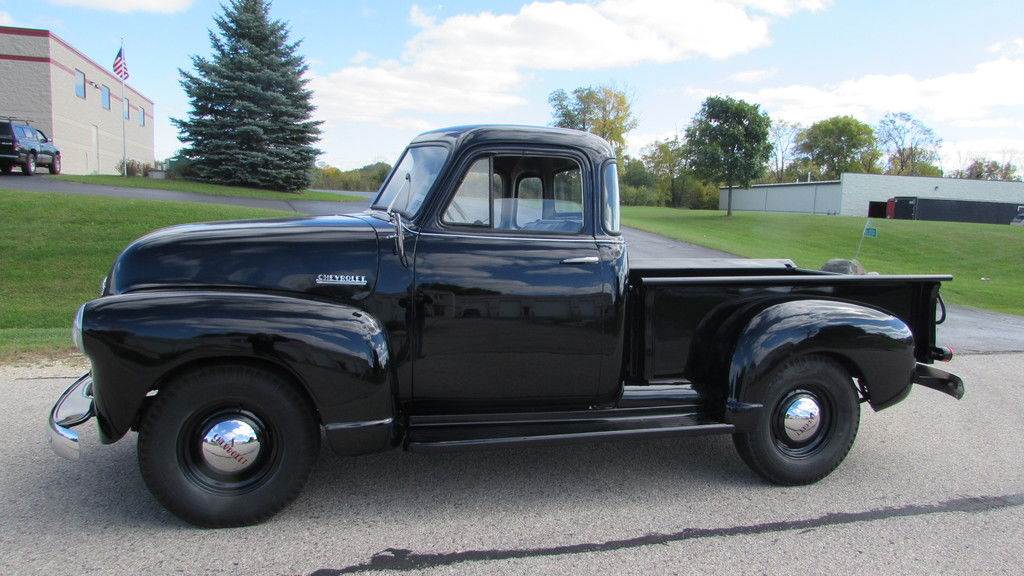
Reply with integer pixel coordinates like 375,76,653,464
119,38,127,177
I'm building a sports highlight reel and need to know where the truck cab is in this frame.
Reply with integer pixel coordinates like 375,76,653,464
49,125,964,527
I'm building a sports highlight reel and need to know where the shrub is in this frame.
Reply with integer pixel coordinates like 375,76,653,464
621,185,667,206
115,159,150,177
165,155,198,180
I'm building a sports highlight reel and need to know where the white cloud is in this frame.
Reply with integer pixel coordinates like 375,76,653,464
729,67,779,83
625,130,679,158
729,55,1024,127
988,37,1024,56
0,11,13,25
310,0,826,128
349,50,372,65
46,0,192,13
940,138,1024,170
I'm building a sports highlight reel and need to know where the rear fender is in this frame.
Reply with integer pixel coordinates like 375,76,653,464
724,300,916,427
81,291,396,455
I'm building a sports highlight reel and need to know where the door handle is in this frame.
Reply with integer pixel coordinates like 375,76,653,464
560,256,599,265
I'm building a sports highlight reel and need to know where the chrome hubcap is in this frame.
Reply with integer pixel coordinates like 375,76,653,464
781,393,821,443
199,417,262,474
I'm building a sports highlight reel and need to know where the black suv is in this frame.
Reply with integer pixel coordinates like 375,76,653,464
0,118,61,175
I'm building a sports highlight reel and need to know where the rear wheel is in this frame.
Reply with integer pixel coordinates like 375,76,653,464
137,364,320,527
21,154,35,176
48,154,61,175
733,356,860,485
0,163,11,174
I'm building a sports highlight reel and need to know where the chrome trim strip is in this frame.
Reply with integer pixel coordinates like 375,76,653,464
324,417,394,431
561,256,600,264
416,230,607,244
48,373,94,460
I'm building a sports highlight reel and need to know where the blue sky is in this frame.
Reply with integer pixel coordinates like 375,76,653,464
5,0,1023,171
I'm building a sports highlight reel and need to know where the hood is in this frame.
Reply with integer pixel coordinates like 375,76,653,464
108,214,379,301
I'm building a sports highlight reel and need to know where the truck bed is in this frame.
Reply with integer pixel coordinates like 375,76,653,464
626,260,950,382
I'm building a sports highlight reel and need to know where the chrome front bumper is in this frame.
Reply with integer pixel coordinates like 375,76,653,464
48,373,95,460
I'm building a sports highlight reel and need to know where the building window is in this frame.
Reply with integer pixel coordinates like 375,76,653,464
123,98,130,120
101,85,110,110
74,70,86,99
139,107,145,126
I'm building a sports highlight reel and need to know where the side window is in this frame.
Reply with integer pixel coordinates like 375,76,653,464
444,154,585,234
123,98,130,120
139,108,145,126
602,162,621,234
552,169,583,217
36,130,47,142
514,177,543,228
74,70,86,99
443,158,491,227
101,85,110,110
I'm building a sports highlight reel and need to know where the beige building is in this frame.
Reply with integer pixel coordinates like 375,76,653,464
0,25,154,174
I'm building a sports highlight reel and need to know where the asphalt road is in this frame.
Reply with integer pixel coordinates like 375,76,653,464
3,352,1021,575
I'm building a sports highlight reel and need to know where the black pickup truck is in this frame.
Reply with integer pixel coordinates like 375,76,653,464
49,125,964,527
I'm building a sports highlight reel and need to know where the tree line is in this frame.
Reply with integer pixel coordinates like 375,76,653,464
550,85,1021,213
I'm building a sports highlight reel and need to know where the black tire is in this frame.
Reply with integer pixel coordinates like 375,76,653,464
0,163,11,174
48,154,61,175
138,364,320,527
21,154,35,176
733,355,860,485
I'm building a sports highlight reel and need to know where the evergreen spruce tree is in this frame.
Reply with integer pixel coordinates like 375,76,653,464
173,0,321,192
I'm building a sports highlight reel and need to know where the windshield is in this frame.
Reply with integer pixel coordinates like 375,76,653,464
372,145,448,216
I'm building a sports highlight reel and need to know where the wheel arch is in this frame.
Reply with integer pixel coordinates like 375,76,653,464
136,355,322,430
81,290,396,451
724,299,916,427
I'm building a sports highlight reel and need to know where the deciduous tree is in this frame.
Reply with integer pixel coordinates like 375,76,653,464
684,96,771,216
769,119,801,183
548,85,638,152
950,158,1021,181
795,116,876,180
877,112,942,176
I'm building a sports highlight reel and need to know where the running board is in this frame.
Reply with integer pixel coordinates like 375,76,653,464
405,407,732,451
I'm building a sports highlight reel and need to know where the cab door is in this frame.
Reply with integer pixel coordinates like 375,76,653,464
412,151,607,412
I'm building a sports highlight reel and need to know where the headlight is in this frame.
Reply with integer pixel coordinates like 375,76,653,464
71,304,85,352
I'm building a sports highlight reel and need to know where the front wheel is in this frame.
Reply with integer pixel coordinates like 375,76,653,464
138,364,320,527
48,154,61,174
733,355,860,485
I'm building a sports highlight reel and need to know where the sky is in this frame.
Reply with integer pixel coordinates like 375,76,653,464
4,0,1024,171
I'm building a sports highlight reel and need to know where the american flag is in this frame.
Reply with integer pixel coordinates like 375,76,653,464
113,47,129,80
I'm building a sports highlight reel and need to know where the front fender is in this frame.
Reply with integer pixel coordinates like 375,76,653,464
81,291,395,454
728,299,916,418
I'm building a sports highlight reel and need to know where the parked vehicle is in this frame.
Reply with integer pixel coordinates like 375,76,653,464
1012,208,1024,227
49,126,964,527
0,117,61,175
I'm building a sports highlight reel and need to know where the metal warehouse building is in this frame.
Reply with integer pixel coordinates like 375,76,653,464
0,26,154,174
721,173,1024,217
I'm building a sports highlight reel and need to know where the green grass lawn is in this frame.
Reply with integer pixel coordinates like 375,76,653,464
53,175,365,203
0,190,295,360
622,207,1024,316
